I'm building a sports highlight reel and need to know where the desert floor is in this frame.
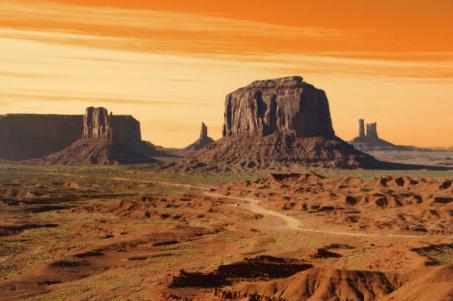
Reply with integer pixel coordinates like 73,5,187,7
0,164,451,301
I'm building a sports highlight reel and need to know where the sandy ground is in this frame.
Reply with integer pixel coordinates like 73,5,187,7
0,165,451,300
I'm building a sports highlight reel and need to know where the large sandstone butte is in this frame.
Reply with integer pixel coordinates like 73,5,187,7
40,107,160,165
223,76,334,138
185,76,380,169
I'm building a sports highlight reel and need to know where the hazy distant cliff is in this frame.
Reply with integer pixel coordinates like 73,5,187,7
0,114,83,160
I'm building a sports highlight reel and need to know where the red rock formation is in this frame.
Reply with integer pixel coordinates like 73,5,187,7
359,119,365,138
183,122,214,153
83,107,112,140
161,122,215,157
223,76,334,138
38,107,157,165
0,108,145,161
366,122,378,139
183,76,380,170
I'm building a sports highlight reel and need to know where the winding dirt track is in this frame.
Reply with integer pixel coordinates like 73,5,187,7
60,174,453,239
109,177,452,239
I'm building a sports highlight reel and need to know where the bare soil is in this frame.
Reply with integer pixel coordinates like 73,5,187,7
0,165,451,300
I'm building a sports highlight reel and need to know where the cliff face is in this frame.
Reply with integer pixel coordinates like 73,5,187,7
0,114,83,160
223,76,334,138
83,107,112,139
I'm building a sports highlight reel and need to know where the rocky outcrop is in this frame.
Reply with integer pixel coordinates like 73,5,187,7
182,76,381,170
83,107,112,139
223,76,334,138
359,119,365,138
183,122,214,154
366,122,378,139
39,107,159,165
159,122,215,157
0,114,83,160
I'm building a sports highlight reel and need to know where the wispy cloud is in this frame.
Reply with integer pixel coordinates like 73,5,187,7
0,0,358,57
0,1,348,40
0,91,211,106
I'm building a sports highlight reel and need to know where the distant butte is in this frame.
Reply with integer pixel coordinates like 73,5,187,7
182,122,215,153
350,119,434,152
38,107,163,165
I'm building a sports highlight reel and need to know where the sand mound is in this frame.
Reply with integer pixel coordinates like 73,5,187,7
214,267,399,301
72,193,232,222
39,138,156,165
182,134,381,171
383,265,453,301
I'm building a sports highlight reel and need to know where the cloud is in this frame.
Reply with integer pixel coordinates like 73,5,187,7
0,1,348,40
0,0,357,58
0,91,209,106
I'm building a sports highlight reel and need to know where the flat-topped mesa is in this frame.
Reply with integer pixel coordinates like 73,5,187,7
83,107,141,144
223,76,335,138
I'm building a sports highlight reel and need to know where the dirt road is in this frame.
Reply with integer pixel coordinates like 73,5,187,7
61,174,453,239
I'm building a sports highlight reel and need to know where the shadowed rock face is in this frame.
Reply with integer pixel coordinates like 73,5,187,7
223,76,335,138
0,114,83,160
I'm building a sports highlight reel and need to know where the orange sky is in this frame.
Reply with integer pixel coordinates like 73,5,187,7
1,0,452,147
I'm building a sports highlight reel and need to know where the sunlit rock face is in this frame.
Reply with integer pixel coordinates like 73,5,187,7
83,107,142,144
223,76,335,138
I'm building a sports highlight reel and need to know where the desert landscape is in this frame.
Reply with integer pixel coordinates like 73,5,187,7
1,1,453,300
0,165,451,300
1,76,452,301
